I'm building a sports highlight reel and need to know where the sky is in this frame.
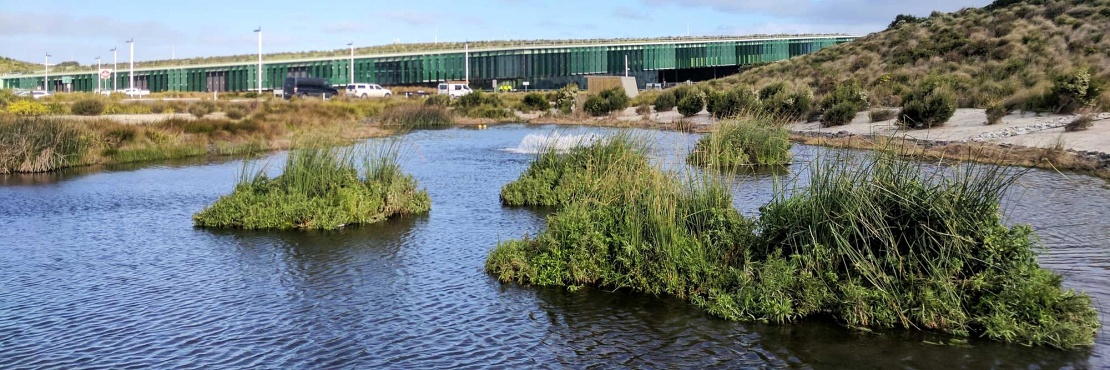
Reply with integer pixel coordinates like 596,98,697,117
0,0,992,65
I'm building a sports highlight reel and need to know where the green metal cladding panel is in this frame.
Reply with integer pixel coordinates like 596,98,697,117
1,37,859,91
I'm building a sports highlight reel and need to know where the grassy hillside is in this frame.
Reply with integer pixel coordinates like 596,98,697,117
719,0,1110,113
0,57,38,75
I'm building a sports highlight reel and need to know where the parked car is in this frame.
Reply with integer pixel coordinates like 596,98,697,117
31,91,52,99
283,77,338,99
121,88,150,98
346,83,392,98
437,81,472,98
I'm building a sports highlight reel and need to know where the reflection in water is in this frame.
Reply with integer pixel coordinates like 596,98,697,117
0,124,1107,368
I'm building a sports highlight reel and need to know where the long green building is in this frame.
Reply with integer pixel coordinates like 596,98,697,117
1,36,855,93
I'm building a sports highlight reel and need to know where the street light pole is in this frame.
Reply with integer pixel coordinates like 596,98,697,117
127,38,134,90
97,56,102,92
111,47,117,91
348,42,354,84
254,27,262,94
44,53,50,93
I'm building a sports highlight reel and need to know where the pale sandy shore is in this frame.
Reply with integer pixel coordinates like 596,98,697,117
789,109,1110,154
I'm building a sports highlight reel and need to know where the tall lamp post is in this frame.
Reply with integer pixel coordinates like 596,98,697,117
96,56,102,92
348,42,354,84
127,38,134,90
110,47,117,91
44,53,51,93
254,27,262,94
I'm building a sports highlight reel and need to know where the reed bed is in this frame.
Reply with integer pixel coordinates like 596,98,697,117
486,139,1099,349
0,116,94,173
687,117,792,169
193,140,430,230
498,133,650,207
378,104,454,129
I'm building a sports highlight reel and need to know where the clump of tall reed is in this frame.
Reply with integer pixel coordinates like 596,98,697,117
379,104,453,129
499,133,650,207
488,139,754,292
193,140,430,230
0,116,94,173
487,141,1099,349
687,117,792,168
748,151,1098,348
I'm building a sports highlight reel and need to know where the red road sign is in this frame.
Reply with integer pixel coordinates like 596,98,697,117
99,69,111,79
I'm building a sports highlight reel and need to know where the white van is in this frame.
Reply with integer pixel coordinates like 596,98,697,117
346,83,392,98
437,81,472,98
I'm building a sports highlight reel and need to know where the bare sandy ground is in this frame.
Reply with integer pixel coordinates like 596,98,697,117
789,109,1110,154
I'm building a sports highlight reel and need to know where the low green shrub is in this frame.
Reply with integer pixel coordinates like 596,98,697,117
677,93,705,117
687,118,792,168
822,102,858,127
899,86,957,129
654,90,677,112
1050,67,1102,114
820,83,868,126
583,95,610,117
71,99,105,116
762,85,812,121
599,87,629,112
521,93,550,112
707,89,741,119
193,142,430,230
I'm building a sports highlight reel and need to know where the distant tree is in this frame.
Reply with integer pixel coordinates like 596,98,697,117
888,14,924,29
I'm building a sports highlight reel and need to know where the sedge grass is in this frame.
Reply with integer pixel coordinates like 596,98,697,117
0,116,94,173
498,133,650,207
487,139,1099,349
193,140,430,230
687,117,792,169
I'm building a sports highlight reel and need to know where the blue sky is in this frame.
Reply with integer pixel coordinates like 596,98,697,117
1,0,991,65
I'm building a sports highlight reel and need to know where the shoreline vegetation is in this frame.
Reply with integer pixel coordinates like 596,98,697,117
486,134,1100,349
192,141,430,230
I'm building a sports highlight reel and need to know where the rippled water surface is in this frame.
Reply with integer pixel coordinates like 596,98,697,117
2,125,1108,369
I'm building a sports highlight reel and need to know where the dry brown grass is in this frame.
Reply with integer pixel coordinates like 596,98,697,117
719,0,1110,113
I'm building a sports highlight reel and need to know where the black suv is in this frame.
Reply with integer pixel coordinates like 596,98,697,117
283,77,339,99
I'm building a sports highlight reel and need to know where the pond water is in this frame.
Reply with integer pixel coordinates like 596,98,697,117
1,124,1107,368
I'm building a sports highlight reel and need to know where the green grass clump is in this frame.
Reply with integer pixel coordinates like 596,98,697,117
0,116,94,173
687,118,792,168
193,142,430,230
499,134,649,207
488,143,1099,349
752,152,1098,348
489,139,754,292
